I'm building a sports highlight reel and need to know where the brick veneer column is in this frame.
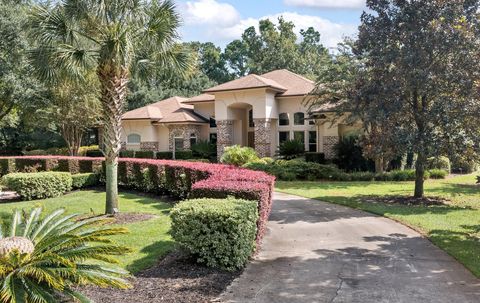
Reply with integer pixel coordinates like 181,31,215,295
323,136,339,159
168,125,201,151
216,120,234,160
253,118,272,158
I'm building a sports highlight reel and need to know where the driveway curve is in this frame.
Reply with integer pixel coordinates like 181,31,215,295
220,192,480,303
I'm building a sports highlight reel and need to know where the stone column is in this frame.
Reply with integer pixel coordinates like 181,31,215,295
140,142,159,151
216,120,234,160
323,136,339,159
253,118,272,158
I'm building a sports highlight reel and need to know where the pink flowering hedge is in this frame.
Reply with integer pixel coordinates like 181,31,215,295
0,156,275,245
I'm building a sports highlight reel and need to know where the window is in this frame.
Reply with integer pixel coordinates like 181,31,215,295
189,133,197,147
209,133,217,144
279,131,290,144
174,137,183,151
294,112,305,125
127,133,141,144
210,117,217,128
309,131,317,152
279,113,289,126
249,109,254,128
294,131,305,145
309,119,316,126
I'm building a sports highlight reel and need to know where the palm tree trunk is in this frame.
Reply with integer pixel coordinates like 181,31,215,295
98,66,128,215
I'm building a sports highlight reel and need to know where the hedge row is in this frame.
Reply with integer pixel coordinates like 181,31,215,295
0,156,275,246
2,172,73,200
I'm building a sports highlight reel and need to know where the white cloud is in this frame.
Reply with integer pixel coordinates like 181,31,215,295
216,12,358,48
284,0,365,9
182,0,241,26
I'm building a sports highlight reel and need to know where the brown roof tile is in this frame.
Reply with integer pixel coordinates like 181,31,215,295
261,69,315,96
183,93,215,104
203,74,287,93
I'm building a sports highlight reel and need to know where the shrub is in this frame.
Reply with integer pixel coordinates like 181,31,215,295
171,198,258,271
191,140,217,160
278,140,305,160
78,145,100,156
0,158,14,176
305,152,326,164
427,156,451,172
134,151,154,159
2,172,72,200
428,169,448,179
220,145,259,166
23,149,47,156
175,150,194,160
451,157,479,174
86,149,104,157
120,150,135,158
335,135,374,172
156,151,173,159
72,173,100,189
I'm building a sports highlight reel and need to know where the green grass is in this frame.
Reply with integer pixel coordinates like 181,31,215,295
276,174,480,277
0,190,174,273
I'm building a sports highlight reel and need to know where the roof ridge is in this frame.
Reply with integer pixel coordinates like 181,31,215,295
263,69,315,83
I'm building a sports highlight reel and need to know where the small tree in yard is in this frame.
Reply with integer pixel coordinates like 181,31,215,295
29,0,190,214
310,0,480,197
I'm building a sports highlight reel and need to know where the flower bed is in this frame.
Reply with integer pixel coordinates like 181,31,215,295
0,156,275,246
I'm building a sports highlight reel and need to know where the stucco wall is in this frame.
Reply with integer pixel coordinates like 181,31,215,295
122,120,157,151
215,89,273,120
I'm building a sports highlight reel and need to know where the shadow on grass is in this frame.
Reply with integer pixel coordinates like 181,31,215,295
126,239,176,274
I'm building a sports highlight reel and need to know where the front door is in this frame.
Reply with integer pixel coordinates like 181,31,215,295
248,131,255,148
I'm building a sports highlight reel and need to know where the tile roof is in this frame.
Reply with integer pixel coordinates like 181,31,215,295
203,74,287,93
260,69,315,96
183,93,215,104
122,96,208,124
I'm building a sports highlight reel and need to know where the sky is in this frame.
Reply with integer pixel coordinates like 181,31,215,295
176,0,366,50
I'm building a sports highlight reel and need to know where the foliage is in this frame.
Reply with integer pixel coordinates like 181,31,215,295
191,140,217,161
2,172,72,200
171,198,258,271
305,152,326,164
428,169,448,179
71,173,100,189
426,156,451,172
335,135,374,172
0,207,130,302
451,156,479,174
278,140,305,160
220,145,259,166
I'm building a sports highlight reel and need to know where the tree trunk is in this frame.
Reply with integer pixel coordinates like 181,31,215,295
414,151,426,198
98,65,128,215
375,157,384,173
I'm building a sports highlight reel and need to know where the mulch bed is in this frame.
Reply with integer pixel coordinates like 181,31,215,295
80,251,240,303
363,195,450,206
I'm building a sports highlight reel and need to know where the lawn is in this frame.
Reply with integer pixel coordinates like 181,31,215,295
0,190,175,273
276,174,480,277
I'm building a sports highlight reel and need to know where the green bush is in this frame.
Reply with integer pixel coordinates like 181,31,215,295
171,198,258,271
278,140,305,160
428,169,448,179
156,151,173,159
120,150,135,158
335,135,374,172
175,150,194,160
191,140,217,160
2,172,72,200
427,156,451,172
134,151,154,159
72,173,100,189
305,152,326,164
451,157,478,174
85,149,104,157
220,145,259,166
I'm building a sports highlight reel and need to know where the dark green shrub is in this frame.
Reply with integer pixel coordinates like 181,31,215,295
428,169,448,179
171,198,258,271
427,156,451,172
2,172,72,200
57,158,80,174
335,135,374,172
349,171,376,181
278,140,305,160
175,150,194,160
156,151,173,159
72,173,100,189
120,150,135,158
305,152,326,164
134,151,155,159
191,140,217,160
85,149,104,157
0,159,14,176
220,145,258,166
451,157,478,174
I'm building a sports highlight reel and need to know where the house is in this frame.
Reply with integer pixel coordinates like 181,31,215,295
120,69,360,159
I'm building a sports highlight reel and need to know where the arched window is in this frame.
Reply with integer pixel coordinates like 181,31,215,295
279,113,289,126
294,112,305,125
127,133,141,144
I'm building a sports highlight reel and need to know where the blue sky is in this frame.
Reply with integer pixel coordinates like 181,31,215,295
176,0,365,49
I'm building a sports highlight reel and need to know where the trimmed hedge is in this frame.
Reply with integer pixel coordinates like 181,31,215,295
0,156,275,246
72,173,100,189
305,152,326,164
171,198,258,271
2,172,72,200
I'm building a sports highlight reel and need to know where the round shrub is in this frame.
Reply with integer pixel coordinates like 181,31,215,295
2,172,72,200
71,173,100,189
171,198,258,271
220,145,259,166
428,169,448,179
427,156,451,172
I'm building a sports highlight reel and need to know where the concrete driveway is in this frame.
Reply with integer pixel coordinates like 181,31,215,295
220,192,480,303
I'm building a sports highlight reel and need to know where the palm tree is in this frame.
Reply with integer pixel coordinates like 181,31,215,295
28,0,190,214
0,207,131,302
